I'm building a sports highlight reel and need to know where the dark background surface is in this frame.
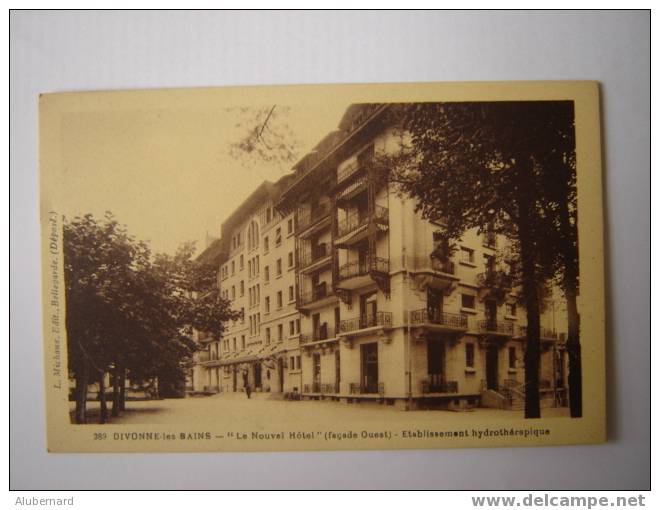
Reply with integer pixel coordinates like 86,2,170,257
10,10,650,489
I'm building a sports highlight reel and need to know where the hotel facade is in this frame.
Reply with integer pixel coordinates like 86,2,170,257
191,104,569,411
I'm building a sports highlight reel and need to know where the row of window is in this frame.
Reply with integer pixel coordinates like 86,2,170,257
221,318,302,353
460,293,517,316
222,251,295,283
264,286,296,313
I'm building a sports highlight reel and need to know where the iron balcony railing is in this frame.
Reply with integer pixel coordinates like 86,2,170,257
410,309,468,329
298,242,331,269
337,257,389,281
304,383,340,394
198,350,219,363
411,256,456,275
336,205,389,238
477,320,514,335
297,203,331,231
297,281,331,307
518,326,558,339
349,382,385,395
421,376,459,394
339,311,392,333
299,323,337,344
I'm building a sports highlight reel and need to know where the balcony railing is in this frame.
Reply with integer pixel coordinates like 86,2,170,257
421,376,458,394
518,326,558,339
336,205,389,238
337,257,389,281
349,382,384,395
339,311,392,333
299,323,337,344
298,281,331,307
298,242,331,269
410,309,468,329
477,320,514,335
297,203,331,231
304,382,340,394
198,350,219,363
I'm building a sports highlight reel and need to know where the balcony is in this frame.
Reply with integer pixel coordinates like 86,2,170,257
335,205,389,245
410,309,468,331
297,202,331,233
410,256,459,293
336,257,389,288
299,323,337,345
477,320,514,336
337,161,362,185
339,311,392,335
421,377,459,394
297,281,336,310
349,382,384,396
518,326,558,340
298,242,331,271
336,174,369,204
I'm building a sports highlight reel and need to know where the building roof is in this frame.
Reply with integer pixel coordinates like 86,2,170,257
195,237,227,265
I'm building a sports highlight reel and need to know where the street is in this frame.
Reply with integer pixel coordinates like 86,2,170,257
73,391,570,426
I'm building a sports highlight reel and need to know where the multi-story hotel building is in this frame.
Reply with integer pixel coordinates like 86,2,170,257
192,103,569,411
192,178,303,395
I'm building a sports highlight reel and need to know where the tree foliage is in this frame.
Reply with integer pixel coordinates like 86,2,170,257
63,213,240,423
382,101,579,418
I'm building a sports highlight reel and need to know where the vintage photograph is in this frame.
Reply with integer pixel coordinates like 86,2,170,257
39,82,605,452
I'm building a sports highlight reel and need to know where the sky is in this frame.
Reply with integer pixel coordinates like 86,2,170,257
57,99,350,255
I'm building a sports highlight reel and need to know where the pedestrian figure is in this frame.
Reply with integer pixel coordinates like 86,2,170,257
242,369,251,399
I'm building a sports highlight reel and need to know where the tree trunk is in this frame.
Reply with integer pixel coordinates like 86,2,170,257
74,361,89,424
119,367,126,412
111,364,121,417
98,371,108,424
556,175,582,418
565,284,581,417
517,179,541,419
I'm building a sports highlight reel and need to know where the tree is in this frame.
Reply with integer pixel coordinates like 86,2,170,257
384,101,579,418
64,214,241,423
228,105,302,171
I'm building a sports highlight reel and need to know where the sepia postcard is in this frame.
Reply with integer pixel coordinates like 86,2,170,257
39,81,606,453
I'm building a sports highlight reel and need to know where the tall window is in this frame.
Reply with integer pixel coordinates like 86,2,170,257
288,285,294,302
264,265,270,282
265,327,271,344
240,280,244,296
277,291,283,309
287,218,293,234
264,236,269,253
276,259,282,276
465,343,475,368
288,252,294,268
275,227,282,246
265,296,270,313
241,335,245,350
278,324,283,341
240,254,244,270
508,346,517,369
